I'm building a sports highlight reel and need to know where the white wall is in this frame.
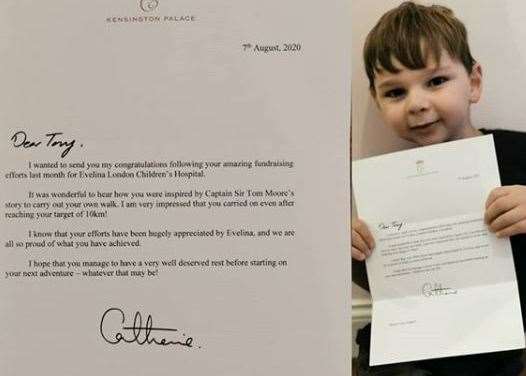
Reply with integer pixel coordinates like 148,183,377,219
351,0,526,159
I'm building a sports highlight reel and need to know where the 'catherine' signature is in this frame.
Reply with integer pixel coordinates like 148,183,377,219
10,131,79,158
100,307,198,348
422,282,458,297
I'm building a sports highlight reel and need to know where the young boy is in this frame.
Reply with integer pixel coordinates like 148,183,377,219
352,2,526,375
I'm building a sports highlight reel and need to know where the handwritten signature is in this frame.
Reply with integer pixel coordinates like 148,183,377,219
100,308,198,348
422,282,458,297
10,131,78,158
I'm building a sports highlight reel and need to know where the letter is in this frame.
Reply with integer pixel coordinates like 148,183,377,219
353,136,525,365
0,1,350,375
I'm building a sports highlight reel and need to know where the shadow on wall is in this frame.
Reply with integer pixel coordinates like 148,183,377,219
359,100,414,159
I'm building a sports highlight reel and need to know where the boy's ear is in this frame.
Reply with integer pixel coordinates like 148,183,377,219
469,63,482,104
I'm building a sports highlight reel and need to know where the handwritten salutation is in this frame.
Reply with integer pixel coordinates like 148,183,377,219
10,131,79,158
378,221,404,231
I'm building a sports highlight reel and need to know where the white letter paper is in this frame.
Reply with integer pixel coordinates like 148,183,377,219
353,135,524,365
0,1,351,374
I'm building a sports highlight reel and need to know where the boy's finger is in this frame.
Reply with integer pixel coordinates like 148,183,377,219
495,219,526,238
352,228,371,256
351,246,366,261
353,219,375,250
484,197,516,225
488,207,524,232
485,186,512,209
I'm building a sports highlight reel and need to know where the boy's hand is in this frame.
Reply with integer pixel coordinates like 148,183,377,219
485,185,526,237
352,218,375,261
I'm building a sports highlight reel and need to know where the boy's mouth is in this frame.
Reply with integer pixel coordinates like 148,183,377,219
410,120,439,130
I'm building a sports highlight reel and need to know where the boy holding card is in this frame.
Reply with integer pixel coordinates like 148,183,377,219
352,2,526,375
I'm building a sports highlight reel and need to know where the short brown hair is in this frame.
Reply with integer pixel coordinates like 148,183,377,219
363,1,475,93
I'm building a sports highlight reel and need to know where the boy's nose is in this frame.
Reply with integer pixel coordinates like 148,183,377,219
406,90,430,114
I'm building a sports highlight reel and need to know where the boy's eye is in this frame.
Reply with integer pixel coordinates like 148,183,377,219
383,88,405,99
428,76,448,87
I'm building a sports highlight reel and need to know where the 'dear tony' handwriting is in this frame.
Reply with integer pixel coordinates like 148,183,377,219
378,221,404,231
10,131,79,158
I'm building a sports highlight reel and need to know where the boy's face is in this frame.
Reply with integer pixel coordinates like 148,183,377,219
372,50,482,146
